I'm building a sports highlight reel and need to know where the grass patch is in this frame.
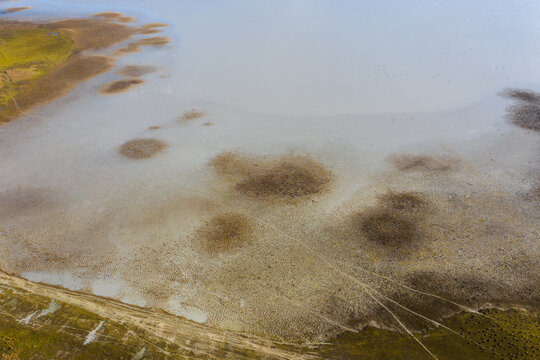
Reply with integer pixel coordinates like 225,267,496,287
318,309,540,360
0,28,74,107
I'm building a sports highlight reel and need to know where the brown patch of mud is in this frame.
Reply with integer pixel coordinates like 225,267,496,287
0,187,55,219
507,103,540,132
1,6,30,13
148,125,160,130
349,192,427,247
195,212,253,253
116,65,156,77
119,138,168,159
501,88,540,104
211,152,334,200
388,153,459,172
115,36,170,55
92,12,135,23
138,23,168,35
99,78,143,94
179,109,205,122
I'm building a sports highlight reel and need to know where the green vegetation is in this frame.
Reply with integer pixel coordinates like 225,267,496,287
0,288,172,359
318,309,540,360
0,28,74,107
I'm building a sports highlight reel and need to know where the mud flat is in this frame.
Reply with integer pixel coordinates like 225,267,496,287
0,2,539,359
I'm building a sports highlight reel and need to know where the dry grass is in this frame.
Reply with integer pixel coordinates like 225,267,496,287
50,19,136,51
388,153,458,172
92,12,135,23
99,79,143,94
195,212,253,253
211,152,334,200
116,65,156,77
237,159,332,199
508,104,540,132
115,36,170,55
500,88,540,104
119,138,168,159
137,23,168,35
179,109,205,122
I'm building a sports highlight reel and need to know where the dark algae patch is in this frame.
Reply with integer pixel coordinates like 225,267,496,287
318,309,540,360
507,104,540,132
211,152,334,201
119,138,168,159
350,191,428,247
195,212,253,253
99,78,143,94
501,88,540,132
357,211,418,246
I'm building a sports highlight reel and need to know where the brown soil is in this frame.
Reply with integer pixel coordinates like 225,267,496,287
116,65,157,77
211,152,334,200
115,36,170,55
195,212,253,253
119,138,168,159
1,7,30,13
179,109,205,122
388,153,459,172
99,78,143,94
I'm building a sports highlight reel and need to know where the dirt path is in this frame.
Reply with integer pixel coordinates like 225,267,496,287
0,270,317,360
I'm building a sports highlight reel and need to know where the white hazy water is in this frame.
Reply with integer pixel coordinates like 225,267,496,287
1,0,539,336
